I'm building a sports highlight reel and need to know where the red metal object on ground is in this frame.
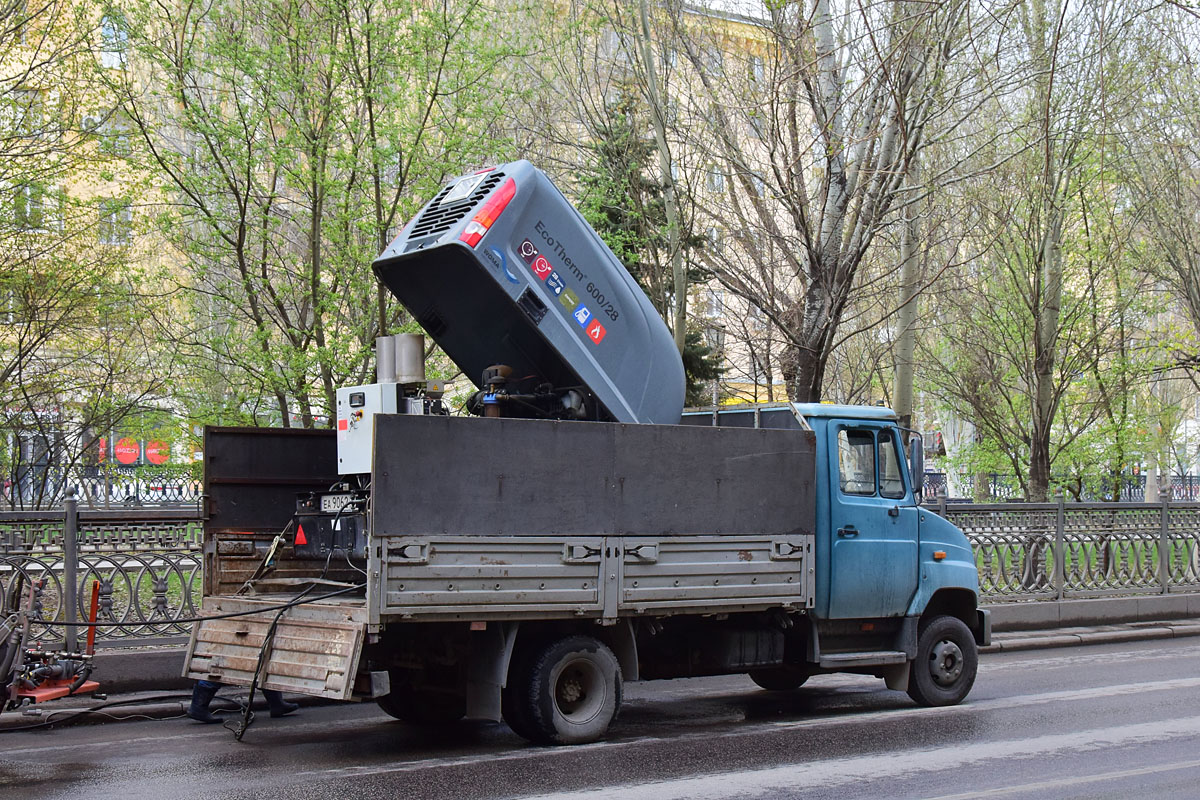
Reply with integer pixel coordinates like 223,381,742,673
17,679,100,704
86,579,100,655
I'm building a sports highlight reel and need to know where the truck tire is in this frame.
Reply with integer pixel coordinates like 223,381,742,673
749,667,809,691
513,635,622,745
376,685,466,725
907,615,978,707
501,645,539,741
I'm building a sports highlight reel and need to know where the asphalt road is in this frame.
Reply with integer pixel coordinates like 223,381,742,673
4,638,1200,800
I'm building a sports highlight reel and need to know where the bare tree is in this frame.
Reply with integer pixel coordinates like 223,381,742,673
665,0,983,402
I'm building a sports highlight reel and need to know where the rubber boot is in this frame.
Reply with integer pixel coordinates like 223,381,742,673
264,688,299,718
187,680,222,724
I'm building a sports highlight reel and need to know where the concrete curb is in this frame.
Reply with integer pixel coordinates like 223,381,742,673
982,593,1200,631
982,621,1200,653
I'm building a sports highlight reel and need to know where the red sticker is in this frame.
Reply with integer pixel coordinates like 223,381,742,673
531,255,552,281
338,419,348,431
586,319,606,344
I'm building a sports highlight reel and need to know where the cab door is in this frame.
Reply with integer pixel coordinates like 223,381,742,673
826,423,919,619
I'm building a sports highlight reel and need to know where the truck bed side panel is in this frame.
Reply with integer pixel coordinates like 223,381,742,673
372,416,815,620
370,415,815,537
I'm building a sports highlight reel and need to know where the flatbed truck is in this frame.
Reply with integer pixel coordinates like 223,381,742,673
184,161,988,744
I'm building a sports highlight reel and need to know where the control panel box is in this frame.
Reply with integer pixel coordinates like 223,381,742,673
336,383,398,475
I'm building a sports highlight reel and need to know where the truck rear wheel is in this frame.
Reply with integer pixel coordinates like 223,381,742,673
512,635,621,745
748,667,809,691
907,615,978,707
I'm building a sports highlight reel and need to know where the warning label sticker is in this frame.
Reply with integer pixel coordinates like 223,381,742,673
519,239,538,263
531,255,552,281
586,319,607,344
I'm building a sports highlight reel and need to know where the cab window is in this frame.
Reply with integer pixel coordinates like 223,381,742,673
878,429,906,499
838,429,876,495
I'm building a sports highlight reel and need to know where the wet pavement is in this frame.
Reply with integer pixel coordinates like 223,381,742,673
5,636,1200,799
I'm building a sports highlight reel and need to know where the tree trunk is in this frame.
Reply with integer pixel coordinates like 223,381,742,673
892,161,922,431
637,0,686,354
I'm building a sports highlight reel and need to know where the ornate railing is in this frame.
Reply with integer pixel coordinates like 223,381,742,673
0,495,203,647
933,496,1200,601
2,467,202,511
5,494,1200,648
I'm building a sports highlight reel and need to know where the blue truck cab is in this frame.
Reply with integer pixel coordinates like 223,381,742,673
684,402,989,706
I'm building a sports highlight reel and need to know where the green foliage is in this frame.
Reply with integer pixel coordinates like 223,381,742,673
578,91,718,403
116,0,527,428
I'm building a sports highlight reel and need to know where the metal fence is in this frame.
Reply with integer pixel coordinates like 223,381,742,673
4,494,1200,649
3,467,203,511
933,495,1200,601
0,490,203,648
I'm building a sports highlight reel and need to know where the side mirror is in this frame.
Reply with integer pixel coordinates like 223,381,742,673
909,436,925,496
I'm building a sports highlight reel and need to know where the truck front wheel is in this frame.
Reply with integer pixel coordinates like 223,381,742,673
907,615,978,707
513,635,622,745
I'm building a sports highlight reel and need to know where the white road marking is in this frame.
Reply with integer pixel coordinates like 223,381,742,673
291,676,1200,781
518,716,1200,800
985,641,1200,671
920,757,1200,800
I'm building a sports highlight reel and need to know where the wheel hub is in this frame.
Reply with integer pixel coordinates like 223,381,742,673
929,639,964,686
554,658,603,722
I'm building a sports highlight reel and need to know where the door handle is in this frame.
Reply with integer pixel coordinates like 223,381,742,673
837,526,858,538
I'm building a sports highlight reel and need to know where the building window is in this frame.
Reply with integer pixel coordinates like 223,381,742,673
706,226,723,254
750,173,766,197
749,55,765,83
98,114,132,156
100,13,129,69
99,199,132,245
701,46,723,76
705,288,724,318
0,285,15,325
14,184,45,230
603,29,633,65
705,167,725,194
14,89,42,136
748,111,764,140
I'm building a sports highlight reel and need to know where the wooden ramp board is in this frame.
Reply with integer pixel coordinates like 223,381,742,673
184,596,368,701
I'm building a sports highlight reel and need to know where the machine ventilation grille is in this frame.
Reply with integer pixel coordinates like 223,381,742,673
407,172,506,240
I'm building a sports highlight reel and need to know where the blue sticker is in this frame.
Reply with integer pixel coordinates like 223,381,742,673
546,271,565,296
573,305,592,327
488,246,520,284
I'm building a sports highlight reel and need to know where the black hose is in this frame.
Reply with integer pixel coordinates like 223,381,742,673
0,692,202,732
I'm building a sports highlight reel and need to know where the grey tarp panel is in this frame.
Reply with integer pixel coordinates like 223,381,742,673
370,415,815,538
